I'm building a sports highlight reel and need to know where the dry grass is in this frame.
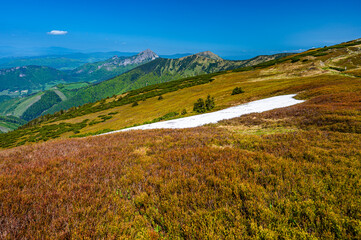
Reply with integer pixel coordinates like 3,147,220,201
45,73,359,137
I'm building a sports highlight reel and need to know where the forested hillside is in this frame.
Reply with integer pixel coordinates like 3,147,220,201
0,65,67,92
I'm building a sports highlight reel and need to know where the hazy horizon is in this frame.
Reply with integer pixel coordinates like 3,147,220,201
1,0,361,59
0,45,300,61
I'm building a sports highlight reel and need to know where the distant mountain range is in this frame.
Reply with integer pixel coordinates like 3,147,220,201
0,51,139,70
0,50,159,93
68,49,159,83
0,51,193,70
43,51,247,114
0,50,292,124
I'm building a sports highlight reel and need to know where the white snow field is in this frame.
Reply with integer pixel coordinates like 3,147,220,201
100,94,304,135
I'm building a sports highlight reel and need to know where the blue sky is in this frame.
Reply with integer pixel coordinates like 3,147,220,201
1,0,361,59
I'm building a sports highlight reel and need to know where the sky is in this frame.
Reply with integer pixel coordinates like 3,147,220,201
1,0,361,59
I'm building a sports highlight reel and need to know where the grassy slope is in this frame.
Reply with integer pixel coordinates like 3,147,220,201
13,93,44,117
0,121,18,132
0,84,84,120
53,89,67,101
0,91,49,118
21,91,63,121
0,92,45,118
0,115,26,132
0,80,360,239
0,39,360,238
42,40,361,134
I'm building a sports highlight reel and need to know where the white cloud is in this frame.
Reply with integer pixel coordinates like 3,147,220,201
47,30,68,35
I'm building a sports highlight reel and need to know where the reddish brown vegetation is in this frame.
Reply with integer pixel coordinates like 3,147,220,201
0,88,361,238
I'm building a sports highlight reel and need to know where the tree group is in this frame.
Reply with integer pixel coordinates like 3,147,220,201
193,95,215,113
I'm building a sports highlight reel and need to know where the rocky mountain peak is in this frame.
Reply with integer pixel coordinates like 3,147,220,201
137,49,159,60
195,51,223,60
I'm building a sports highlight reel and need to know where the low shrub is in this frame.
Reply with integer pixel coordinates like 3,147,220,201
231,87,244,95
132,102,139,107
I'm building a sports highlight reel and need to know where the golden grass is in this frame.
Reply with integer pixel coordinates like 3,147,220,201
48,72,356,138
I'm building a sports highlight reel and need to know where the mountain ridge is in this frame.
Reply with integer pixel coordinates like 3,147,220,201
43,53,261,114
67,49,159,83
195,51,223,60
0,51,294,122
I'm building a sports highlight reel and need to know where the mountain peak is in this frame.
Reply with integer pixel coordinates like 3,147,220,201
138,49,159,59
195,51,222,60
119,49,158,65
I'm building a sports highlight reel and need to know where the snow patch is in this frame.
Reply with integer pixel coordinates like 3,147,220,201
100,94,304,135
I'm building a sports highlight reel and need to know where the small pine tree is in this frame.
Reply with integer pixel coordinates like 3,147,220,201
193,98,205,113
205,95,215,111
193,95,215,113
158,95,164,100
132,102,139,107
181,109,187,115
